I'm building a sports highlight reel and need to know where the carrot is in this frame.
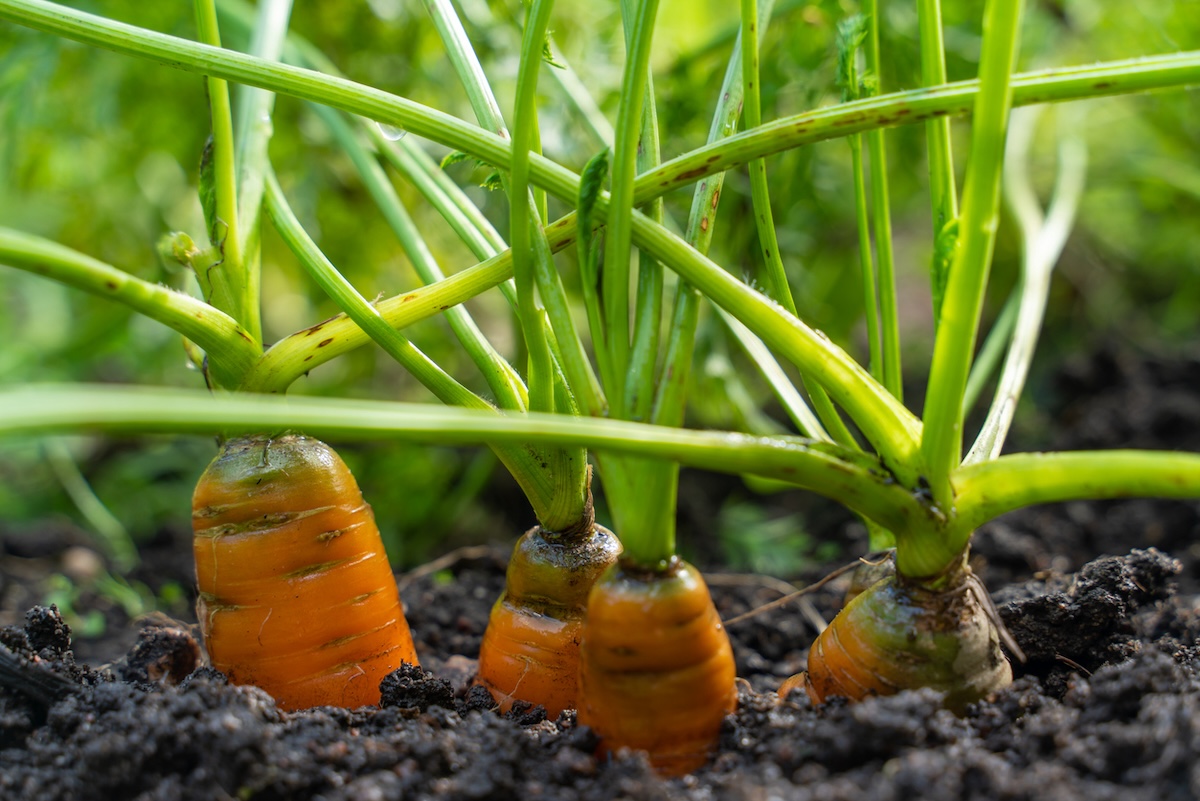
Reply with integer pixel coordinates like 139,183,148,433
577,557,737,777
191,434,417,711
799,554,1011,711
475,520,620,717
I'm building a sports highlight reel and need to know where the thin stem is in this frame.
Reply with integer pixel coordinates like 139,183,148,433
603,0,661,414
193,0,247,334
862,0,900,400
950,451,1200,545
849,133,882,381
920,0,1025,510
510,0,557,415
0,384,933,537
44,439,138,572
0,228,258,389
965,107,1087,464
229,0,291,346
741,0,794,314
918,0,959,236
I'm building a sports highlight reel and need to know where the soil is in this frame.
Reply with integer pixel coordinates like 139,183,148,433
2,341,1199,800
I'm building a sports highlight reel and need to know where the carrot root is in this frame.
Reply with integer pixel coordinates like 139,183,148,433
475,523,620,717
577,557,737,777
802,554,1011,711
192,434,417,711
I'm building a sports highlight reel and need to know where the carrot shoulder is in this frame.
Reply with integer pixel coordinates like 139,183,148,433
192,434,417,711
475,523,620,717
577,557,736,776
802,556,1011,711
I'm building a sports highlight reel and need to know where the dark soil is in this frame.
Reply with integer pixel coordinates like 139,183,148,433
2,342,1199,800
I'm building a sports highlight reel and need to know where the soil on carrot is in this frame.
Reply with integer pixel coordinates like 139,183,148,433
2,341,1199,800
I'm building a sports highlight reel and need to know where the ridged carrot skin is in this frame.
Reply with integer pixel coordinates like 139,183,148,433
577,557,737,777
802,556,1011,711
475,523,621,717
192,434,417,711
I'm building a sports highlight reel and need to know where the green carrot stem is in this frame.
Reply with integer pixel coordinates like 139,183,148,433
603,0,661,412
0,228,258,389
0,384,934,538
862,0,900,400
192,0,248,336
917,0,959,238
920,0,1025,509
950,451,1200,546
740,0,794,315
965,108,1087,464
849,134,882,382
226,0,290,348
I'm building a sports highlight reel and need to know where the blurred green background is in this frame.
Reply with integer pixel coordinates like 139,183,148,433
0,0,1197,580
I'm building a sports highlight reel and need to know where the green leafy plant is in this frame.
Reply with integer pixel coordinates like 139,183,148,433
1,0,1199,774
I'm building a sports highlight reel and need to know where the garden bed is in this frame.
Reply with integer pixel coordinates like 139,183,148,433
1,342,1198,800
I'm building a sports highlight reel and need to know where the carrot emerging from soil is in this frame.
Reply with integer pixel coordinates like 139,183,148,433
192,434,417,711
577,557,737,776
799,554,1011,711
475,522,621,717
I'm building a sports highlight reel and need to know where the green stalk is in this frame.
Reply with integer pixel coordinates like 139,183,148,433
951,451,1200,543
918,0,959,245
0,228,258,389
862,0,901,400
602,0,661,414
849,132,882,380
0,384,933,537
509,0,558,416
920,0,1024,511
961,289,1019,415
965,107,1086,464
740,0,794,314
192,0,248,336
314,104,527,411
620,0,666,424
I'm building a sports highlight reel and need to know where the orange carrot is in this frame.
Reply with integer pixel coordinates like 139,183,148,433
577,557,737,776
799,554,1011,711
192,434,417,711
475,522,620,717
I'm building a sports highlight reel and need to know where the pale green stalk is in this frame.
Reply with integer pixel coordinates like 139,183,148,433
965,107,1086,464
849,132,882,380
862,0,900,399
920,0,1025,510
229,0,290,348
0,228,258,388
509,0,558,415
193,0,248,336
918,0,959,240
0,384,932,537
740,0,794,314
602,0,660,415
